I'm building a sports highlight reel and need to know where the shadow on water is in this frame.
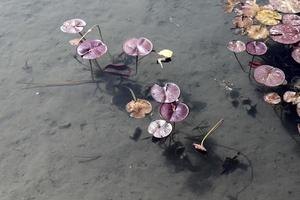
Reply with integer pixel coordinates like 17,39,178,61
255,42,300,146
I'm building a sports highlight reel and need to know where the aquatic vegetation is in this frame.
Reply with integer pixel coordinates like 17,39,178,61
264,92,282,104
77,40,108,60
224,0,300,132
150,82,180,103
148,120,173,138
60,18,86,34
253,65,285,87
159,102,189,122
157,49,173,68
269,0,300,13
227,40,247,72
125,87,152,119
123,37,153,75
193,119,224,152
246,41,268,56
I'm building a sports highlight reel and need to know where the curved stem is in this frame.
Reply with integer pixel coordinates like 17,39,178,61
124,86,137,101
78,32,86,40
200,119,224,146
234,53,246,73
134,56,139,76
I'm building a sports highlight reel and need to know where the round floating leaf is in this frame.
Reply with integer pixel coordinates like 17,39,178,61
247,25,269,40
77,40,108,59
270,24,300,44
159,102,189,122
148,120,173,138
292,48,300,64
282,14,300,28
126,99,152,119
264,92,281,104
255,9,282,25
269,0,300,14
246,41,268,55
151,83,180,103
123,37,153,56
253,65,285,87
227,40,246,53
60,19,86,34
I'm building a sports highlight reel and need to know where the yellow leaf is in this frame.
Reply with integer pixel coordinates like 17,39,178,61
158,49,173,58
255,9,282,25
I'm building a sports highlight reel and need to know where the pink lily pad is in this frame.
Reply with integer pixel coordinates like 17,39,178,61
60,19,86,34
159,102,189,122
246,41,268,55
227,40,246,53
292,48,300,64
283,14,300,27
77,40,108,59
123,37,153,56
270,24,300,44
151,83,180,103
148,120,173,138
269,0,300,14
103,64,132,76
253,65,285,87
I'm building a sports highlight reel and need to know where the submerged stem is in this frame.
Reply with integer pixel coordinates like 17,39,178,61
124,86,137,101
233,53,246,73
200,119,224,146
134,55,139,76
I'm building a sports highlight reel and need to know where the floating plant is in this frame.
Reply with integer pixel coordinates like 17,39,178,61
253,65,285,87
193,119,224,152
269,0,300,14
123,37,153,75
159,102,189,123
227,40,247,72
125,87,152,119
157,49,173,68
270,24,300,44
60,18,86,34
263,92,282,105
77,39,108,80
150,82,180,103
148,120,173,138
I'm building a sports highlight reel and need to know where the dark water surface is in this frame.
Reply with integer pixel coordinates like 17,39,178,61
0,0,299,199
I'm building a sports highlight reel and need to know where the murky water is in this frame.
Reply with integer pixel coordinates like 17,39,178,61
0,0,299,199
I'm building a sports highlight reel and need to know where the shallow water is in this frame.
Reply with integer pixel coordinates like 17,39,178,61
0,0,300,199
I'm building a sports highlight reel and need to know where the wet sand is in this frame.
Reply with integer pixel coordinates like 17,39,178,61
0,0,300,199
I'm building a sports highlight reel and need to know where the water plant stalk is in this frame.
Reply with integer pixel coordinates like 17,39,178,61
125,86,137,101
233,52,246,72
200,119,224,147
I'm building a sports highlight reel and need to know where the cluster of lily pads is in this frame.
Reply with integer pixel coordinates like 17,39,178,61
225,0,300,132
60,18,173,79
148,83,189,137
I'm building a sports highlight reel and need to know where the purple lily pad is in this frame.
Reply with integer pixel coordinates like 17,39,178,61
292,48,300,64
123,37,153,56
282,14,300,29
270,24,300,44
60,19,86,34
159,102,189,122
246,41,268,55
151,83,180,103
77,40,108,59
103,64,132,76
253,65,285,87
227,40,246,53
